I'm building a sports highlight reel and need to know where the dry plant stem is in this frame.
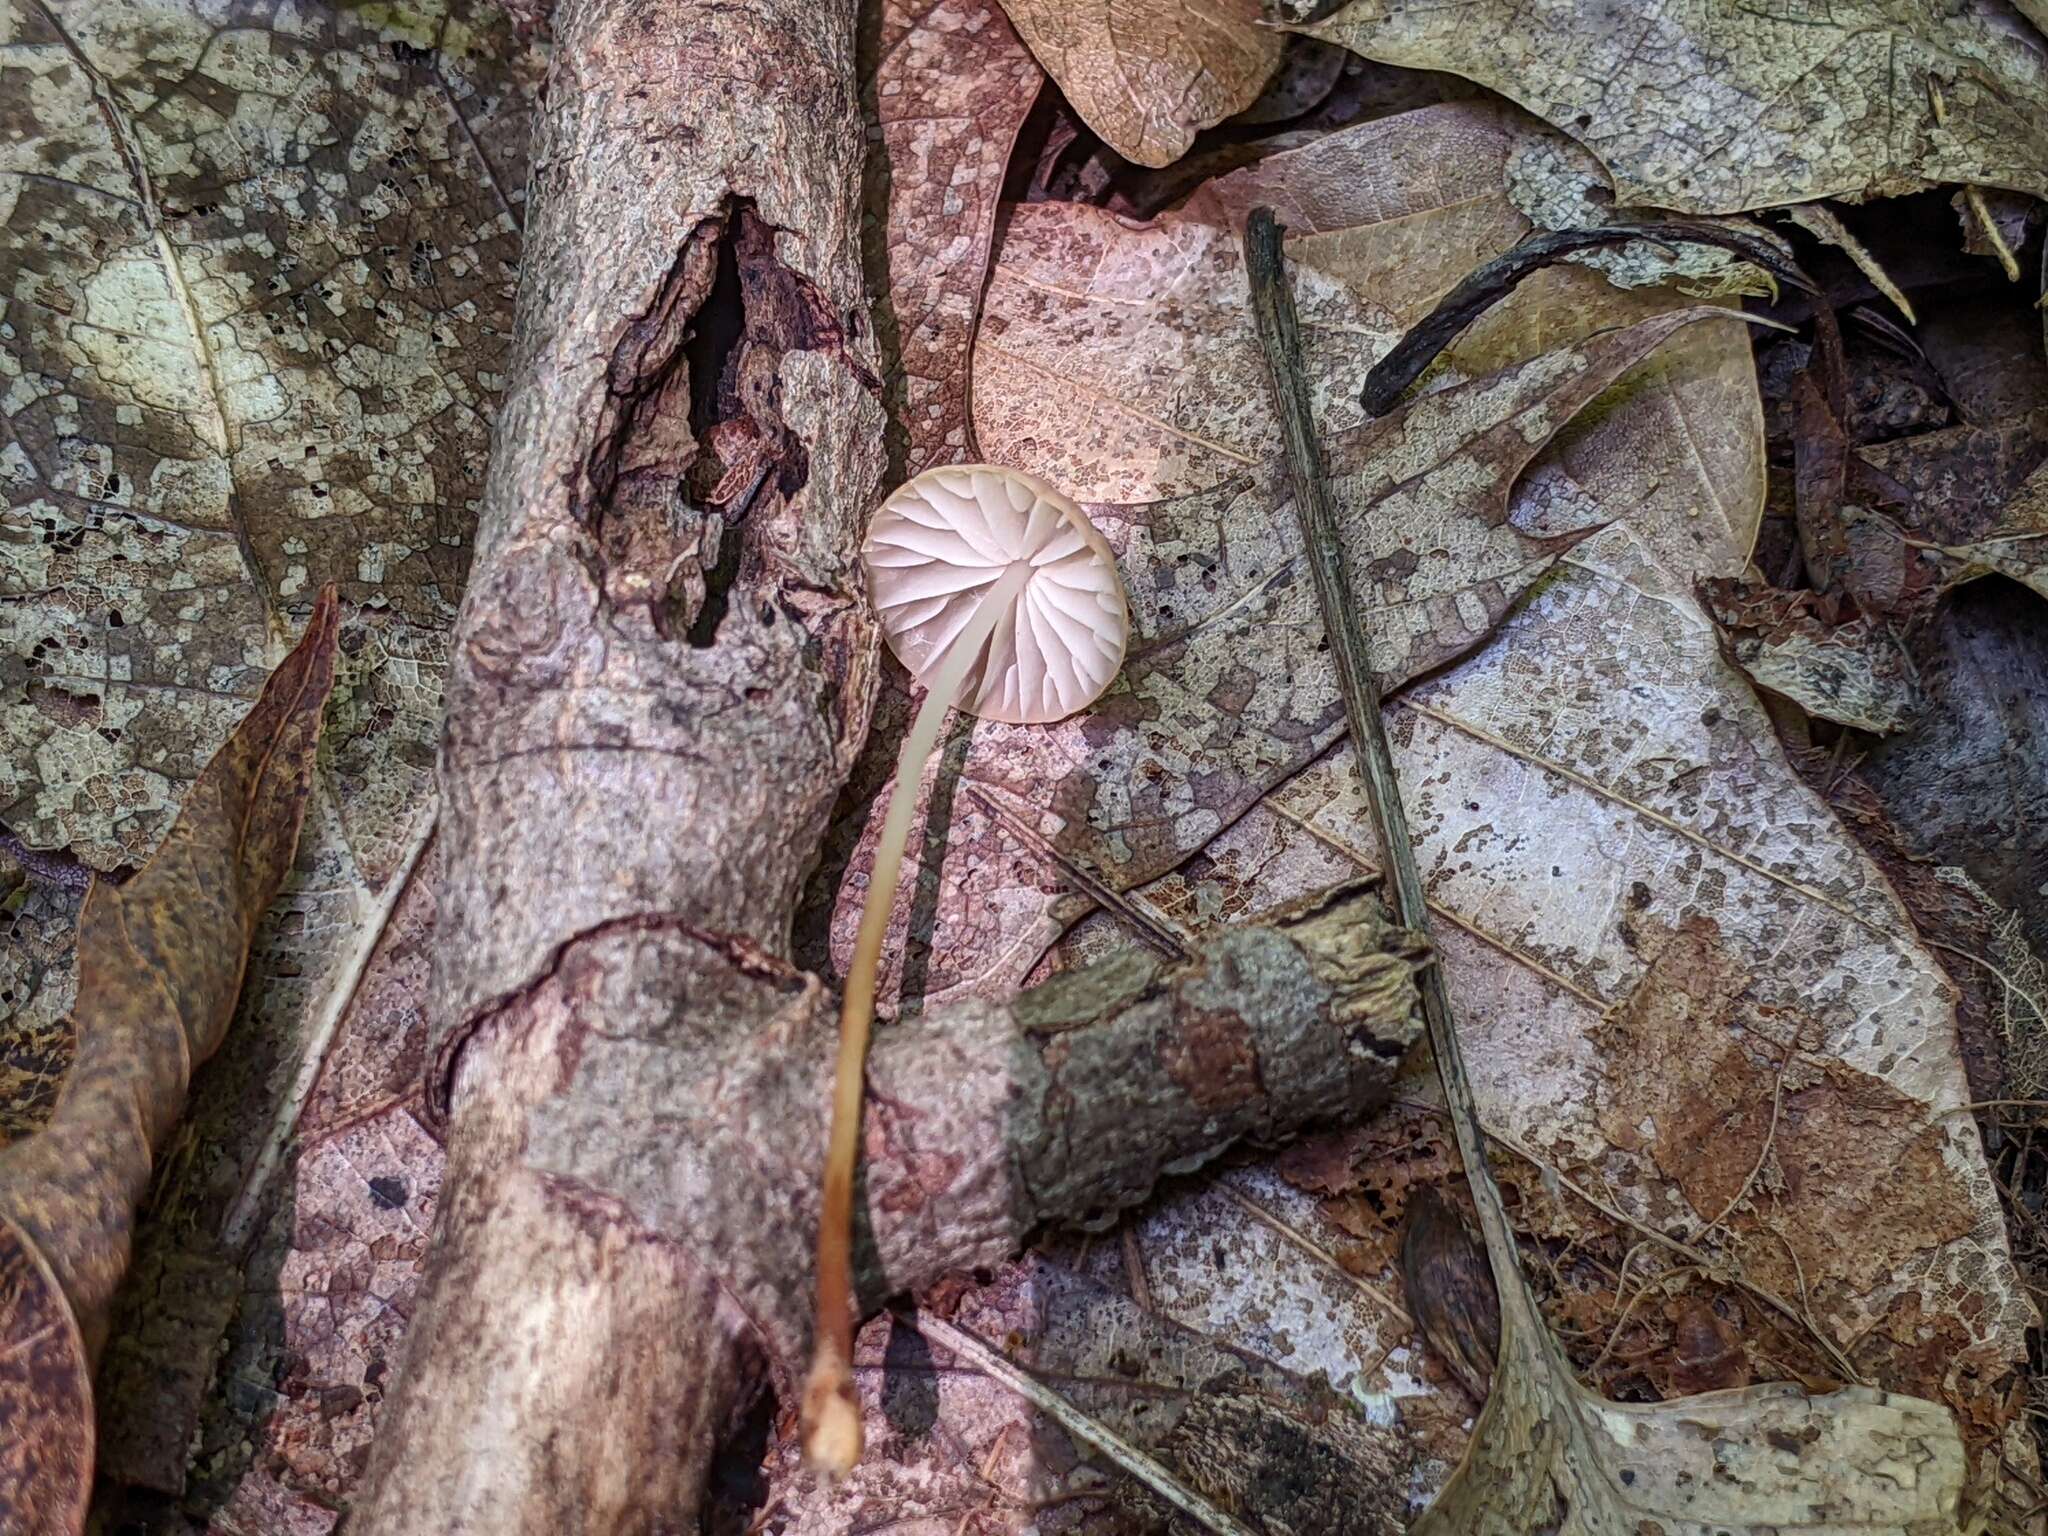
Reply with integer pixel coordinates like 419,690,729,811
1244,208,1519,1271
965,785,1192,960
807,561,1030,1470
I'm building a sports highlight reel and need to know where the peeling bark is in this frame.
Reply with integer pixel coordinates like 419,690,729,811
351,0,1425,1527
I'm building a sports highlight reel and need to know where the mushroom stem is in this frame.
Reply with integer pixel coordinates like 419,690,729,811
803,560,1033,1473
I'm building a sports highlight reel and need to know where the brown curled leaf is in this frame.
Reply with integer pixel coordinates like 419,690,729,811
0,588,339,1533
999,0,1281,168
1400,1184,1499,1404
1858,411,2048,603
1699,577,1922,734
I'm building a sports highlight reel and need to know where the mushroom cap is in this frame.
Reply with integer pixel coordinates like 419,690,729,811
864,465,1129,725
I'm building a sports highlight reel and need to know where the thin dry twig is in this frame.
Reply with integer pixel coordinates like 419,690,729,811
1703,1026,1801,1233
1121,1227,1154,1312
1585,1260,1707,1380
905,1310,1259,1536
1221,1184,1411,1329
964,785,1191,960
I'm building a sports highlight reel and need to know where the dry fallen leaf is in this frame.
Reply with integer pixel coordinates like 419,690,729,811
0,588,340,1534
1,3,531,879
973,102,1525,505
1305,0,2048,213
867,0,1042,474
974,101,1763,574
0,0,542,1493
96,846,444,1533
1699,576,1922,733
1419,1293,1966,1534
1860,412,2048,601
837,306,1743,1007
1107,503,2030,1437
997,0,1282,168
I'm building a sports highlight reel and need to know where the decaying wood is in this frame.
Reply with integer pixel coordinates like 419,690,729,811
351,3,1426,1527
353,0,885,1523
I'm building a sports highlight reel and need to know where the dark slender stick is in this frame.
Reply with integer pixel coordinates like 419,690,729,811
1242,207,1528,1303
1357,220,1813,417
964,786,1191,961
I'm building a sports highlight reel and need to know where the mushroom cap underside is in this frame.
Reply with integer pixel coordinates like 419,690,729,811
864,464,1129,725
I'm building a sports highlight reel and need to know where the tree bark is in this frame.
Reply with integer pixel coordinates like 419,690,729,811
350,1,1428,1528
359,898,1424,1532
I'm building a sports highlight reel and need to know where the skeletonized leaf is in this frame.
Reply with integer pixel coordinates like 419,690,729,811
1405,884,1967,1536
997,0,1282,167
867,0,1041,474
0,588,339,1533
1238,199,1974,1535
1305,0,2048,214
1,3,531,880
1094,516,2029,1443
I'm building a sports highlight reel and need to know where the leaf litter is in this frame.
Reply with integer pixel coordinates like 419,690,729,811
1243,199,1976,1534
1305,0,2048,213
4,0,2046,1530
829,83,2029,1535
1,0,540,1515
0,588,339,1533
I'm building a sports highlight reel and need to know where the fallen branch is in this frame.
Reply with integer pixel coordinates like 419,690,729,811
361,891,1423,1531
348,1,1426,1515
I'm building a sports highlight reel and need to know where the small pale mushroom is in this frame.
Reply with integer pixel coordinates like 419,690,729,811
802,464,1130,1474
